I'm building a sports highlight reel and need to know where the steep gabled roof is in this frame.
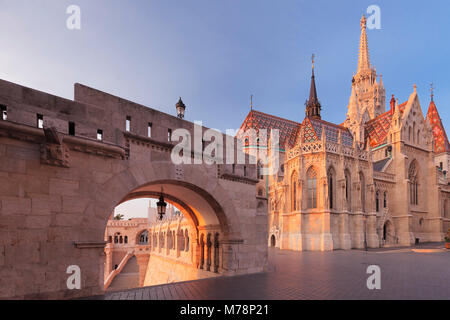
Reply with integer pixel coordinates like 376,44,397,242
237,109,301,148
426,100,450,154
303,117,354,147
365,101,407,148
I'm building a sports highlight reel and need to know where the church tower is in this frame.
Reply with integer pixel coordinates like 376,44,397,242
345,15,386,141
305,55,321,119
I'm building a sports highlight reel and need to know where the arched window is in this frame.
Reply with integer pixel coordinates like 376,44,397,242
409,161,419,205
359,172,365,212
119,236,123,244
257,160,263,180
327,168,335,209
413,122,416,143
417,130,420,144
139,230,149,244
384,192,387,208
376,191,380,212
124,236,128,244
345,170,351,210
408,126,412,142
291,172,298,211
307,168,317,209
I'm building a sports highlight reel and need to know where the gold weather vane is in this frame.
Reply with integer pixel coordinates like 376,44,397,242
311,54,315,70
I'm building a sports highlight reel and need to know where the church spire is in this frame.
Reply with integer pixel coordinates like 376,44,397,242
357,15,371,74
305,54,321,119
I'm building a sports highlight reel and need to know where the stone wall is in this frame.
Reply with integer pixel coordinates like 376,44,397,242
0,79,268,299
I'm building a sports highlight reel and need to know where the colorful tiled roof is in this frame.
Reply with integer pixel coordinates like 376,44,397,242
237,110,301,148
365,102,407,148
307,118,354,147
426,100,450,154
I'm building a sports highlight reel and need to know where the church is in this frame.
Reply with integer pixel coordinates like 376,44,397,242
238,15,450,251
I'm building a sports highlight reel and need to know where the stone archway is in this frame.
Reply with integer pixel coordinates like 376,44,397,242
95,162,247,291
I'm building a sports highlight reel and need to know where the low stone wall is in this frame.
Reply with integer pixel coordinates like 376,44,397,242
143,254,219,287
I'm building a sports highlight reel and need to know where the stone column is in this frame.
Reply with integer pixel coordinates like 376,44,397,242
135,253,150,287
104,245,113,282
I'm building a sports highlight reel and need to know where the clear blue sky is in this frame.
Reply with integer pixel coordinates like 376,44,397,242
1,0,449,132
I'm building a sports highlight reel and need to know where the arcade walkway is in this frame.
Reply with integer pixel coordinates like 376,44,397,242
90,243,450,300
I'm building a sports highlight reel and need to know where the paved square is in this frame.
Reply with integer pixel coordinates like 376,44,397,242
95,244,450,300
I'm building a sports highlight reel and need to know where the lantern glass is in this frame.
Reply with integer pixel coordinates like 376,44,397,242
177,106,185,118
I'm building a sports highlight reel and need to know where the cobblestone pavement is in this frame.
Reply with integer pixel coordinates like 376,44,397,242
92,243,450,300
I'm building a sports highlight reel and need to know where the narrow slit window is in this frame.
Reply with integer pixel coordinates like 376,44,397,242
97,129,103,141
69,122,75,136
1,105,7,121
168,129,172,142
126,116,131,132
148,123,152,138
37,114,44,129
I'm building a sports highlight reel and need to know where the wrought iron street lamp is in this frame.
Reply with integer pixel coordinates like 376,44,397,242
176,97,186,119
156,188,167,221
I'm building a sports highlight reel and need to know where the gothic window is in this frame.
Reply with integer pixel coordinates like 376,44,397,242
384,192,387,208
413,122,416,143
257,160,263,180
376,191,380,212
409,161,419,205
327,168,336,209
408,126,412,142
359,172,365,212
345,170,351,209
417,130,420,144
291,171,298,211
307,168,317,209
124,236,128,244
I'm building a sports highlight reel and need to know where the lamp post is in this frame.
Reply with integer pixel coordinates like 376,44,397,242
176,97,186,119
156,188,167,221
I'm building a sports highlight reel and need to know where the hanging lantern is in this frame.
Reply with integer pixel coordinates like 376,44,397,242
156,188,167,221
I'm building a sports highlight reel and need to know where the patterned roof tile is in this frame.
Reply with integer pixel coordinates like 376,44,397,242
426,100,450,154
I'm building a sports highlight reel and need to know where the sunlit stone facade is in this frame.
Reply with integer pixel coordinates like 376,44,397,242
238,16,450,251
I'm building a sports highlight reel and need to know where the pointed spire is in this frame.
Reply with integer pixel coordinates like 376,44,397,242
430,83,434,102
357,15,371,74
347,86,360,123
305,54,321,119
390,94,396,114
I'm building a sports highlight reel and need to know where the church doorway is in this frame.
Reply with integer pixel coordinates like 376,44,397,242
383,221,395,246
270,235,276,247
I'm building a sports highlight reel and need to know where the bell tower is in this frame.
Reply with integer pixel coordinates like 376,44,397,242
347,15,386,123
